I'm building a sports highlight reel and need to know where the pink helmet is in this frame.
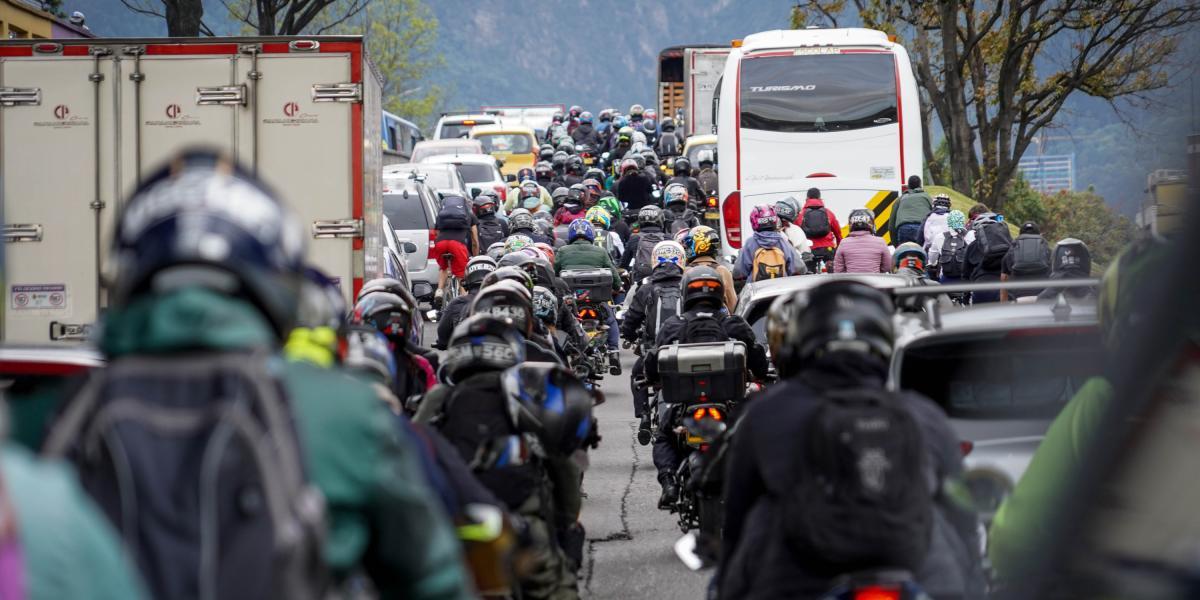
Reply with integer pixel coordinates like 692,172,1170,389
750,205,780,232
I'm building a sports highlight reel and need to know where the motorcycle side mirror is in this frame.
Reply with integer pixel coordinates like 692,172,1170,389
674,531,714,571
401,241,418,254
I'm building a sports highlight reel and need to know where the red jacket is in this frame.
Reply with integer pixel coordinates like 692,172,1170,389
802,198,843,249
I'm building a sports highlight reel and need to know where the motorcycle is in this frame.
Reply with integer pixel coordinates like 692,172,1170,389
702,193,721,229
561,268,620,383
818,570,929,600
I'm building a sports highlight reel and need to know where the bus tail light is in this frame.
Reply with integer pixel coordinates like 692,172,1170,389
723,191,742,249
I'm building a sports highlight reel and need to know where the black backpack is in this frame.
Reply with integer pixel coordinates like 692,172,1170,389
938,229,968,278
972,218,1012,263
801,206,831,239
678,311,727,344
43,353,327,600
477,217,506,249
645,280,683,343
1009,235,1052,277
782,387,932,576
633,230,668,280
437,196,471,230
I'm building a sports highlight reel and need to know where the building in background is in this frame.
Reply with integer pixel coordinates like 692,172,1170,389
1017,153,1076,193
1,0,92,39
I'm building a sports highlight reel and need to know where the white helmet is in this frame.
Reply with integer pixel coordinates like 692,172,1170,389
651,240,686,267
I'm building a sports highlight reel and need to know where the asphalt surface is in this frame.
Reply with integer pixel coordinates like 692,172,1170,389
578,350,711,600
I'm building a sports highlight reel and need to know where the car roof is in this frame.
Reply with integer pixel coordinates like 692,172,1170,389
470,124,535,136
898,299,1099,347
424,153,499,166
0,344,104,366
413,139,483,149
737,273,911,313
384,162,457,174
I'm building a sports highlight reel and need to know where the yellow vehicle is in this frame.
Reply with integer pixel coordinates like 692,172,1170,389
682,134,718,167
470,125,539,178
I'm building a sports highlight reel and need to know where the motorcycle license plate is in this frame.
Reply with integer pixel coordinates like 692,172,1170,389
704,211,720,221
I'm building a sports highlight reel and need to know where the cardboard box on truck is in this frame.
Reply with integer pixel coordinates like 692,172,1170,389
0,36,384,343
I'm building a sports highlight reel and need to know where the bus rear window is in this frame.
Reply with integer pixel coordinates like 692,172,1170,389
740,52,897,133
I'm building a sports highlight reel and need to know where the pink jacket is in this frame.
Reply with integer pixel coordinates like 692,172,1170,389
834,230,891,273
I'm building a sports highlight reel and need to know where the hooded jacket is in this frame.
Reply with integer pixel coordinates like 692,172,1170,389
570,123,601,148
555,238,622,290
802,198,843,249
88,288,473,600
734,230,802,280
719,353,984,599
889,187,935,234
921,207,950,249
834,230,892,273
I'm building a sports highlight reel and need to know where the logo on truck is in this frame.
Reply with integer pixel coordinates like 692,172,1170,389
54,105,70,120
166,104,182,119
283,102,300,117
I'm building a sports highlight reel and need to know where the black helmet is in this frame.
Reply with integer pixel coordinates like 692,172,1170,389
296,266,347,329
497,250,537,276
539,146,555,162
848,208,876,233
774,196,801,224
681,266,725,310
509,210,536,232
352,290,416,347
765,291,802,377
584,167,605,182
531,285,558,325
528,256,557,288
566,184,586,206
111,149,305,339
445,315,525,383
673,156,691,174
637,205,664,229
340,324,397,386
552,151,569,171
567,155,584,174
551,186,571,208
470,279,535,336
482,265,535,293
661,117,676,131
464,255,498,291
557,138,576,154
502,362,594,456
473,194,498,217
776,281,895,375
1053,238,1091,276
933,193,952,209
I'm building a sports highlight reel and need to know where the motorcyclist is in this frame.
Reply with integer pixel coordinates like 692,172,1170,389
681,225,737,312
563,156,586,188
641,149,665,187
474,194,509,249
353,285,436,405
662,183,701,235
620,205,670,282
471,277,561,364
416,315,590,599
773,196,812,258
596,194,632,243
695,149,718,197
641,118,658,147
719,281,983,599
833,208,891,274
554,184,589,226
608,126,634,159
45,149,472,599
614,158,654,213
534,161,559,195
656,118,682,157
555,219,623,374
644,266,769,509
586,205,625,262
666,157,705,205
920,193,953,249
620,241,687,444
436,255,497,349
628,103,645,125
596,109,614,148
545,111,567,144
802,188,843,271
1036,238,1096,300
571,111,601,148
734,205,803,282
507,179,553,214
539,144,555,164
509,209,555,246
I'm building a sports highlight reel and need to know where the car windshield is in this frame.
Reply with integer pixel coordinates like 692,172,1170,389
740,52,898,133
383,192,430,230
476,133,532,154
898,327,1103,419
686,142,716,165
455,163,497,183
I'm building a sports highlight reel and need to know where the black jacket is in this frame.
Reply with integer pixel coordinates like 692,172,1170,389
615,172,655,213
645,307,769,382
611,218,632,243
435,291,475,349
571,124,601,148
619,265,683,344
718,354,984,599
618,225,666,271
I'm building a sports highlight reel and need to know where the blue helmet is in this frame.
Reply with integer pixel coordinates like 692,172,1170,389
567,218,596,244
340,324,398,386
502,362,595,457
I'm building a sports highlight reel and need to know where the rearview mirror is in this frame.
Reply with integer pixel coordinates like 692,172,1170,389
401,241,418,254
470,187,482,197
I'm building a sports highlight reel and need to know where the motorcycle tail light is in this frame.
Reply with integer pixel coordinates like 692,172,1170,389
853,586,901,600
707,196,718,208
959,440,974,456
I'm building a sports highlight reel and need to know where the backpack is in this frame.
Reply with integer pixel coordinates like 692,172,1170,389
633,230,667,280
43,353,327,600
678,312,727,345
437,196,471,230
666,214,691,236
938,230,968,278
801,206,831,239
477,217,506,249
1009,235,1052,277
782,387,932,576
972,218,1012,263
657,134,680,157
645,281,683,343
751,245,787,281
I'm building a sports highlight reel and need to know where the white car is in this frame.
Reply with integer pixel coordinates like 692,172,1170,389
384,163,469,201
423,153,508,206
433,112,504,140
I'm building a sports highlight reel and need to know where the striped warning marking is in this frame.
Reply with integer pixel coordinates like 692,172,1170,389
837,190,900,245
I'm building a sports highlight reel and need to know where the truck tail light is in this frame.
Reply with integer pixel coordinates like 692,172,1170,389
427,230,437,260
723,191,742,249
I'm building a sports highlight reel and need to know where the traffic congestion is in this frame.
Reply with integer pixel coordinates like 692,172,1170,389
0,18,1198,600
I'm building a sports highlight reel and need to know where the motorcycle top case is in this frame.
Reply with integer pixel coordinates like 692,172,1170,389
657,341,746,405
560,268,614,303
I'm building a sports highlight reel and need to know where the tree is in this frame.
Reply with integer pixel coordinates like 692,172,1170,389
792,1,1200,212
305,0,445,129
119,0,212,36
1039,187,1134,268
1002,173,1047,227
222,0,368,35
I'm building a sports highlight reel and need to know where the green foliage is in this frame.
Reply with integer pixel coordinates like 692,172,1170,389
1002,174,1047,228
1039,187,1134,269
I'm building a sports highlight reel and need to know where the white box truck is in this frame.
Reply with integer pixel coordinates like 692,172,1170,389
657,45,730,137
0,36,384,343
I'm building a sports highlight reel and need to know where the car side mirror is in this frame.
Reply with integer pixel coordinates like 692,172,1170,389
470,187,482,197
495,158,506,167
401,241,418,254
505,174,517,183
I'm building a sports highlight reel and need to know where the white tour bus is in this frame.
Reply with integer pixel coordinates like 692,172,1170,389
716,28,923,254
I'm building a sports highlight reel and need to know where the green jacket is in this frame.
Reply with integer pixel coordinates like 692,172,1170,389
97,288,473,600
554,239,621,290
2,442,147,600
889,188,934,233
987,376,1112,579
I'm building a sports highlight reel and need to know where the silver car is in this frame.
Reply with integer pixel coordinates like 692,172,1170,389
382,175,441,303
734,274,917,345
384,163,469,201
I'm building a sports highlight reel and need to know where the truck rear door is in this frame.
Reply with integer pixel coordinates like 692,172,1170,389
1,52,113,342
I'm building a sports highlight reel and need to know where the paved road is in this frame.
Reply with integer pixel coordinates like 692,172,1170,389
579,351,711,599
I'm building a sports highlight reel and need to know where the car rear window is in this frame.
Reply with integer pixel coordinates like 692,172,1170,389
383,193,430,230
476,133,533,154
441,119,496,139
454,163,497,183
898,327,1103,418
